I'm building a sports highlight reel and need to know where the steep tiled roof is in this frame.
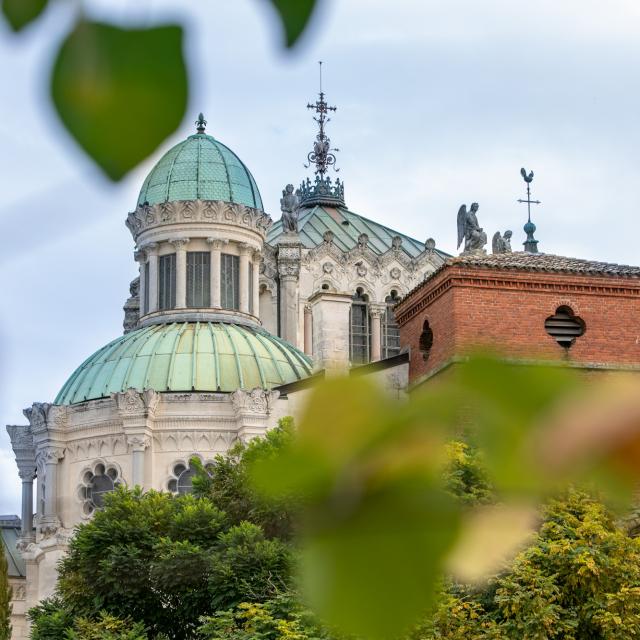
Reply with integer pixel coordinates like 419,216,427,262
397,252,640,310
443,252,640,277
1,515,25,578
267,205,448,260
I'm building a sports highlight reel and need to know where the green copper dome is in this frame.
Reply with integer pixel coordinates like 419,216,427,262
55,323,311,405
137,130,263,210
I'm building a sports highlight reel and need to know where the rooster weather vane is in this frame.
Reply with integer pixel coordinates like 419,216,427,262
305,61,340,176
518,167,541,253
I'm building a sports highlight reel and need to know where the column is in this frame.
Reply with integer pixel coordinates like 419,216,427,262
304,305,313,355
207,238,224,308
370,305,385,362
276,238,302,346
18,467,36,542
308,291,352,374
127,435,150,488
146,243,159,313
171,238,190,309
40,447,64,536
134,249,146,316
239,244,251,314
252,252,261,317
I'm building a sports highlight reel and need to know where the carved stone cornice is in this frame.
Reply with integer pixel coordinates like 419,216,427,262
126,200,272,241
231,388,279,416
37,447,65,465
141,242,159,256
111,389,159,418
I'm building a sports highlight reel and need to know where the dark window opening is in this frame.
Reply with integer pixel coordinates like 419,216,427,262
187,252,211,307
350,287,371,364
545,305,585,348
382,290,401,359
419,319,433,361
158,253,176,310
221,253,240,311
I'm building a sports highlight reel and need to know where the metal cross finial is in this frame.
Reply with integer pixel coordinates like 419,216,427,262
195,113,207,134
305,61,339,176
518,167,541,253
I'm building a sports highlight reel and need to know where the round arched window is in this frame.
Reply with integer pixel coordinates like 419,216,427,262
78,462,122,516
168,462,198,495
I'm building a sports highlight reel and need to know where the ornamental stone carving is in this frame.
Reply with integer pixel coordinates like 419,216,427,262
356,263,368,278
125,200,272,241
23,403,50,434
322,262,334,274
390,267,402,280
357,233,369,250
123,276,140,334
323,230,334,245
231,389,279,415
111,388,159,416
38,447,65,465
169,237,190,250
206,237,228,250
126,435,151,452
391,235,403,250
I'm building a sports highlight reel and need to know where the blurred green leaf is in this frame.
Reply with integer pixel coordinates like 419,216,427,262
51,20,188,181
268,0,318,47
251,377,460,639
2,0,47,32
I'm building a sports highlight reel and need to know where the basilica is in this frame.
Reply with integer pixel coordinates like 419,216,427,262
3,85,446,638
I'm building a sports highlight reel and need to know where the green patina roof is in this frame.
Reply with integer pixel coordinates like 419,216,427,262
137,133,263,210
267,204,448,259
55,323,311,405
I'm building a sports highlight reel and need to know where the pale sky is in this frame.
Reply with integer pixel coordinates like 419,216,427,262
2,0,640,513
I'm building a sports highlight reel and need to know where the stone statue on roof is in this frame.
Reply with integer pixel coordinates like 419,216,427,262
457,202,487,254
492,230,513,254
280,184,300,234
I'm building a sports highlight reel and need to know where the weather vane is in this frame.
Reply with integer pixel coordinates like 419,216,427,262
518,168,540,253
305,61,340,176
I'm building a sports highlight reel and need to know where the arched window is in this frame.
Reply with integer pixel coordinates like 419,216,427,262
382,290,401,359
168,462,198,495
350,288,371,364
419,319,433,361
78,462,122,516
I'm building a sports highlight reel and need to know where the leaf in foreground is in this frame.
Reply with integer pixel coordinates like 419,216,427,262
267,0,318,47
2,0,47,32
51,20,188,181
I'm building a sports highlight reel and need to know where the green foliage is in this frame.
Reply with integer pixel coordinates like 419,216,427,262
51,20,188,181
1,0,47,32
46,485,291,640
442,442,494,506
426,489,640,640
65,611,148,640
0,550,11,640
198,593,333,640
29,598,74,640
192,418,298,540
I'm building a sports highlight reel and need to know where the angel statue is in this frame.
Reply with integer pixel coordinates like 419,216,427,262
492,230,513,254
457,202,487,254
280,184,300,233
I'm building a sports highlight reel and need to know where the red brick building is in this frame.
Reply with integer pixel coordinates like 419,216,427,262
395,252,640,385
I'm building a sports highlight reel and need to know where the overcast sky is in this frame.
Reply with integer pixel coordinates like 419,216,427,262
2,0,640,513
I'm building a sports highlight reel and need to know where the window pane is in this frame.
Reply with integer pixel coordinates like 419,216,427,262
382,293,401,359
221,254,240,310
143,262,150,314
350,291,371,364
187,252,211,307
159,254,176,310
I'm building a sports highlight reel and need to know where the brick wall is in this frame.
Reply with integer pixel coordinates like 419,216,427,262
396,265,640,383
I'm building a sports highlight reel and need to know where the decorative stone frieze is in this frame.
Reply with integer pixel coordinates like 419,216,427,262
111,389,159,418
126,200,272,241
231,388,279,415
126,434,151,452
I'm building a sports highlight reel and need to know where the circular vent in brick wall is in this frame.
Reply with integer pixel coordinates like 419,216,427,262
545,306,585,348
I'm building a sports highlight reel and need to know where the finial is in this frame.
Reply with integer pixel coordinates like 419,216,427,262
195,113,207,134
304,62,339,176
517,167,541,253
